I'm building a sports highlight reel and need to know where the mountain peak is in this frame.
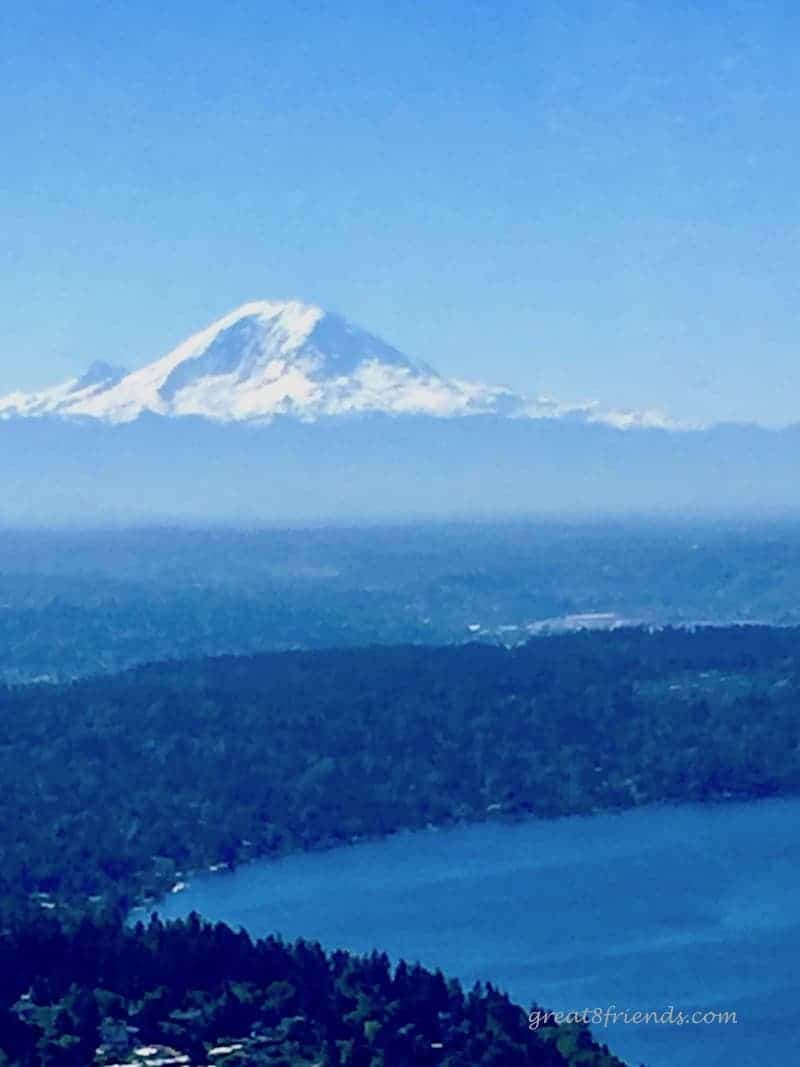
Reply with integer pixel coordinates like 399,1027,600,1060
2,300,508,424
0,301,684,430
212,299,326,342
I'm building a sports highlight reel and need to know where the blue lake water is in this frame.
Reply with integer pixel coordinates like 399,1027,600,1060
152,797,800,1067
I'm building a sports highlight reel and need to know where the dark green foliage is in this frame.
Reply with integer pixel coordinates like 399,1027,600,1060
0,914,626,1067
1,627,799,916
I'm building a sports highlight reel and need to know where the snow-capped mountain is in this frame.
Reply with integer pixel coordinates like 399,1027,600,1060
0,300,681,428
1,304,796,523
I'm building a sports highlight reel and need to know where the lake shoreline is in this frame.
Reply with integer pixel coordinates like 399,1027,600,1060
135,786,790,921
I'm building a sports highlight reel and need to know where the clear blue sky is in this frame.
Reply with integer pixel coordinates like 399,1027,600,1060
2,0,798,425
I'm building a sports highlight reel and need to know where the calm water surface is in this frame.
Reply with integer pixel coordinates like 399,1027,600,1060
152,797,800,1067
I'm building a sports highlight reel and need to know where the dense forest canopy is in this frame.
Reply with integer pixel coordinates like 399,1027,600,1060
1,626,798,919
0,914,627,1067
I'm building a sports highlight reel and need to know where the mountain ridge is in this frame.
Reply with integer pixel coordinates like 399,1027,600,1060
0,299,686,430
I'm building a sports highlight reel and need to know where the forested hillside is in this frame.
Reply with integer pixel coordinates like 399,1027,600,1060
0,914,626,1067
2,626,798,917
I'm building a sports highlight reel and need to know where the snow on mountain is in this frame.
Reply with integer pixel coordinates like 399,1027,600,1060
0,300,684,429
0,361,127,418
